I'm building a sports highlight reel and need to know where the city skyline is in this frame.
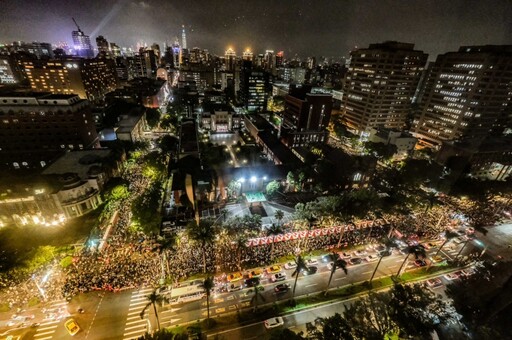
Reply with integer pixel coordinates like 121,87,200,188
1,0,511,58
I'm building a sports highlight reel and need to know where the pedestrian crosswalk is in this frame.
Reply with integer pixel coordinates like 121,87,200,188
122,287,182,340
33,300,68,340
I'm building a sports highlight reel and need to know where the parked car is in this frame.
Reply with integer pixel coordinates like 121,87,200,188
271,273,286,282
340,252,352,259
302,266,318,276
365,255,379,262
444,272,462,281
306,258,319,266
431,255,445,264
354,250,368,257
264,317,284,329
414,259,426,267
322,253,340,263
274,283,290,294
227,283,243,292
349,257,362,265
426,278,443,288
266,265,282,274
227,272,244,282
248,269,264,278
462,267,477,276
284,262,297,270
327,259,348,270
379,250,392,257
244,277,260,288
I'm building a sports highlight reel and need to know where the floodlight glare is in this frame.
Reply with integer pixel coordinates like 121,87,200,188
263,176,268,180
250,176,257,183
239,177,246,183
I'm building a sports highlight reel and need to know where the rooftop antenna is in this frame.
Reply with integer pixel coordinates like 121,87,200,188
72,17,81,31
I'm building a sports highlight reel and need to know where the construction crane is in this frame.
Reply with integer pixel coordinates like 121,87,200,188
72,17,81,32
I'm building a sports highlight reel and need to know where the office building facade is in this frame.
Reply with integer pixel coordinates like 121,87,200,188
340,41,427,134
0,93,99,169
413,45,512,146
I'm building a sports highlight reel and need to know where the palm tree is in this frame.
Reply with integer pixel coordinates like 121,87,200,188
266,224,283,260
291,255,308,298
337,220,355,249
367,210,383,240
325,252,348,295
396,245,426,277
139,290,168,331
156,235,176,283
274,209,284,226
249,284,266,312
434,230,459,257
187,219,217,273
234,234,248,271
203,277,214,327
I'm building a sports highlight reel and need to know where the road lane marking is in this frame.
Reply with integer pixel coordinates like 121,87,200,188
34,330,55,337
126,319,146,325
215,307,226,313
396,259,404,262
305,284,318,288
124,324,147,331
335,277,347,281
38,325,58,331
362,271,373,274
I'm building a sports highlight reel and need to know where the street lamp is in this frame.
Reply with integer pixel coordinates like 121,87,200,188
239,177,246,183
250,176,257,183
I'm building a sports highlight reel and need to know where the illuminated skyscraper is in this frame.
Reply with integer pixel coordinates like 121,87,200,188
225,47,237,71
243,49,254,62
413,45,512,146
340,41,427,134
181,25,187,50
71,18,94,58
96,35,110,57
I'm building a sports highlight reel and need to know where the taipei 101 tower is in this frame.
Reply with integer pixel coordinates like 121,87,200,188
181,25,187,50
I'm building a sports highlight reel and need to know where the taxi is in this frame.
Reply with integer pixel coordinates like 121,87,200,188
226,272,243,282
266,265,282,274
64,318,80,336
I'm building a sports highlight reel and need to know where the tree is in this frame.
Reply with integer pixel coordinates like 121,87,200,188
139,290,167,331
307,313,354,340
344,292,398,339
388,283,453,338
266,224,283,260
203,277,214,326
138,328,188,340
266,180,281,197
274,209,284,226
287,171,297,191
156,235,176,282
146,108,161,129
325,253,348,295
291,255,308,298
159,135,179,154
396,245,426,277
186,219,217,273
249,284,266,312
234,234,248,270
364,141,397,160
434,230,459,257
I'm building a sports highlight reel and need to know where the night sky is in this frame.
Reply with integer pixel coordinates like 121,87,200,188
1,0,512,59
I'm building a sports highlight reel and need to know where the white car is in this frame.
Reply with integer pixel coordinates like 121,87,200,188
354,250,368,257
306,258,319,266
365,255,379,262
264,316,284,329
284,262,297,270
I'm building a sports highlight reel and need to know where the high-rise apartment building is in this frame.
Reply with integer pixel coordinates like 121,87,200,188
0,92,98,169
225,48,237,72
413,45,512,146
340,41,427,134
0,56,19,84
181,25,187,50
243,49,254,62
280,84,333,147
239,61,269,112
22,58,118,103
96,35,110,57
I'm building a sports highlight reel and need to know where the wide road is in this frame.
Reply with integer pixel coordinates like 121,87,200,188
11,225,504,340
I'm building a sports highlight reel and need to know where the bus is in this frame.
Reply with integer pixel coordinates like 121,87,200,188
169,284,205,304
